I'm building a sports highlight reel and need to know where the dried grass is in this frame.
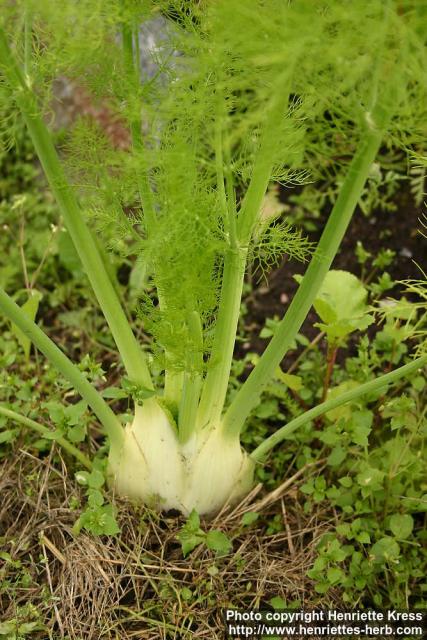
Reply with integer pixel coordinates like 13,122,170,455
0,448,340,639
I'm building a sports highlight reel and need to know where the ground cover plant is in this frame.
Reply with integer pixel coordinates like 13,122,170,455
0,1,426,637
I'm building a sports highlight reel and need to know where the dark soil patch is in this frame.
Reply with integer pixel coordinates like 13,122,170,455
240,184,425,364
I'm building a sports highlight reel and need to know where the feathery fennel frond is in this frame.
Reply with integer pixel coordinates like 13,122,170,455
2,0,426,381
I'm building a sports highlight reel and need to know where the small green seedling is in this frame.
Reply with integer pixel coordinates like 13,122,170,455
177,510,232,557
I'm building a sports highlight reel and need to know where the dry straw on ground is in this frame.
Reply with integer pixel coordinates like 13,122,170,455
0,447,339,639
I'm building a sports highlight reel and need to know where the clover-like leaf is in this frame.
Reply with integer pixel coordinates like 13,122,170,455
311,270,373,345
389,514,414,540
205,530,232,555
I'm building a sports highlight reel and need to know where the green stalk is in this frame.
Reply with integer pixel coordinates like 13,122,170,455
121,23,185,404
178,373,202,442
197,247,247,428
237,74,293,246
251,355,427,462
0,406,92,470
178,311,203,442
198,81,291,428
223,101,392,438
0,29,152,389
223,136,237,238
164,370,184,410
215,105,237,248
0,287,123,450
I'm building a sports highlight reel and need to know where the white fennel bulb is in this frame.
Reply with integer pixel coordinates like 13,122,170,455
108,398,254,515
180,426,254,515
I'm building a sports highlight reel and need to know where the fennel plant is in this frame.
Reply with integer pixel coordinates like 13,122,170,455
0,0,426,515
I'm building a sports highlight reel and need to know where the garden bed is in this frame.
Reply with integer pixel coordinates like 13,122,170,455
0,2,426,639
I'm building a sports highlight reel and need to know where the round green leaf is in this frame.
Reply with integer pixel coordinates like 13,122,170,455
389,514,414,540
